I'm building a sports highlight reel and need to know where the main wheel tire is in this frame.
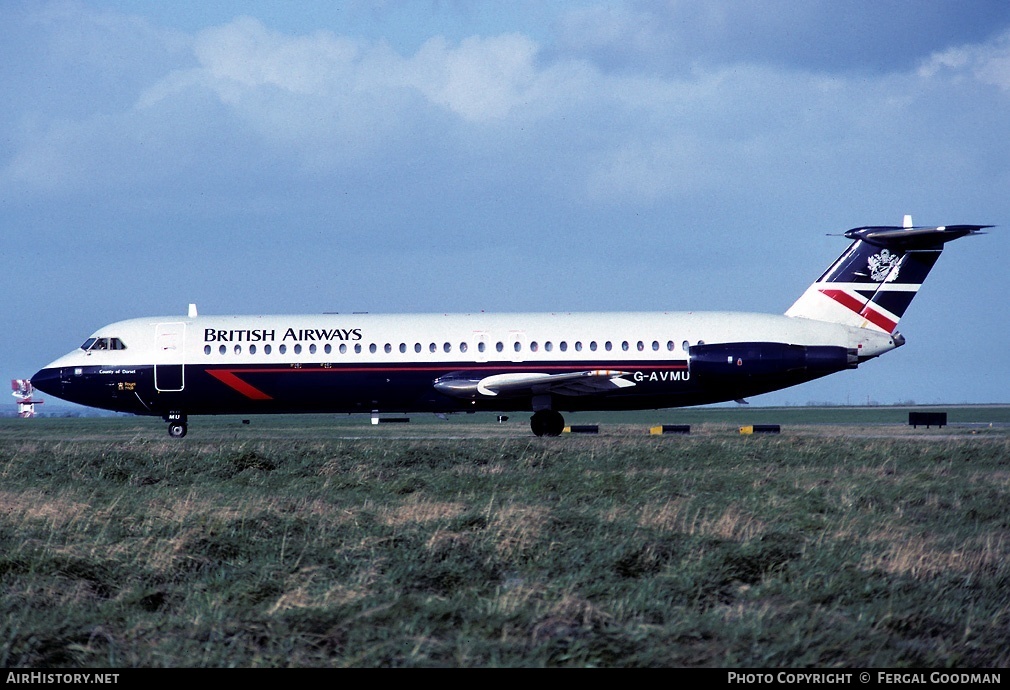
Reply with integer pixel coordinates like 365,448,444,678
168,423,187,438
545,410,565,437
531,411,547,437
530,410,565,437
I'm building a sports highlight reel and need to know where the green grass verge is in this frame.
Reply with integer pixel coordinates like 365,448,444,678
1,415,1008,667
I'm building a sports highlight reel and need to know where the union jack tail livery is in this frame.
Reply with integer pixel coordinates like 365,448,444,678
786,216,990,336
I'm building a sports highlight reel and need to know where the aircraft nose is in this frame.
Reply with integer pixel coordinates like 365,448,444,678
31,367,64,398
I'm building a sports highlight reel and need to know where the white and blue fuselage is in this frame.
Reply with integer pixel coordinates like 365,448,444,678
32,221,987,436
29,310,890,435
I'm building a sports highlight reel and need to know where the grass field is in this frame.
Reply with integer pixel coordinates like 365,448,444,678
1,409,1008,667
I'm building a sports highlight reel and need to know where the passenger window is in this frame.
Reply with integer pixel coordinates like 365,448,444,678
339,344,346,354
294,344,302,354
250,344,257,355
354,344,361,353
575,342,582,351
325,344,332,354
545,341,553,352
235,345,242,355
652,341,659,351
280,344,287,354
496,342,504,353
590,341,597,351
478,342,485,353
460,342,468,353
514,341,521,352
415,343,422,353
430,343,437,353
219,345,226,355
444,342,451,353
667,340,674,351
265,344,272,355
399,343,406,353
384,343,392,354
605,341,613,351
560,342,567,352
204,345,211,355
530,341,538,352
637,341,644,351
622,341,629,351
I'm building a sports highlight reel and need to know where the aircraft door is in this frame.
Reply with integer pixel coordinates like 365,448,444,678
154,322,186,392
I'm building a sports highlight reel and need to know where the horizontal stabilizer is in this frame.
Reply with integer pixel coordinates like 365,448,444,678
843,224,991,249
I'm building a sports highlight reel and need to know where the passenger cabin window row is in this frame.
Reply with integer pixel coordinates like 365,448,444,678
203,339,691,356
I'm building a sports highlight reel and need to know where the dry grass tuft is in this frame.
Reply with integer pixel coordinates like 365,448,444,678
861,532,1008,578
380,497,467,526
489,503,550,558
639,499,766,541
0,489,92,528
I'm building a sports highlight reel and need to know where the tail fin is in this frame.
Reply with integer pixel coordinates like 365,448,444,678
786,218,990,334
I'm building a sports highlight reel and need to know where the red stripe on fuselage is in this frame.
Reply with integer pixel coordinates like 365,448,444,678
206,369,273,400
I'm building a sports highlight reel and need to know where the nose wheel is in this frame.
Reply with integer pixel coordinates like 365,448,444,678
165,412,188,438
530,410,565,437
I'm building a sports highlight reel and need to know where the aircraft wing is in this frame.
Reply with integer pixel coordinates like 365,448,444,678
434,370,635,399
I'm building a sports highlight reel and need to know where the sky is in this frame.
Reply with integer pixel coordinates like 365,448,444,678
4,0,1009,412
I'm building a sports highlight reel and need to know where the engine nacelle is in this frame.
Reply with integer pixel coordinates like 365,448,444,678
689,342,857,381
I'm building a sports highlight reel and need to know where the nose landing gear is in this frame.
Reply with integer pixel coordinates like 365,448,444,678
165,411,188,438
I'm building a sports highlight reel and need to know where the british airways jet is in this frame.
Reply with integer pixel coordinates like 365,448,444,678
31,219,988,437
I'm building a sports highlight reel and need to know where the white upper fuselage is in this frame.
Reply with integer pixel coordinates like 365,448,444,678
44,310,898,370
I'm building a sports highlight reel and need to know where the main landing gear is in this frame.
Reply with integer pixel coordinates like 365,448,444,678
530,410,565,437
165,412,188,438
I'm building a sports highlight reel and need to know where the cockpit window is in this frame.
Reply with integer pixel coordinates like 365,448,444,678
81,337,127,351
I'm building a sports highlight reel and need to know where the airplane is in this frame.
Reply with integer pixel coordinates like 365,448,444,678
31,217,989,438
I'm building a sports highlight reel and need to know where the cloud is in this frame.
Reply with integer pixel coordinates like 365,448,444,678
405,33,556,121
919,30,1010,90
174,18,588,125
6,8,1010,214
129,18,589,181
555,0,1010,75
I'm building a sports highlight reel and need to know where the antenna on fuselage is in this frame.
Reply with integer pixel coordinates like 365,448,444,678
188,303,198,318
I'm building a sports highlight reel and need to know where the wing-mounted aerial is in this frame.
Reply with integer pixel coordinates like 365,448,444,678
434,369,635,399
